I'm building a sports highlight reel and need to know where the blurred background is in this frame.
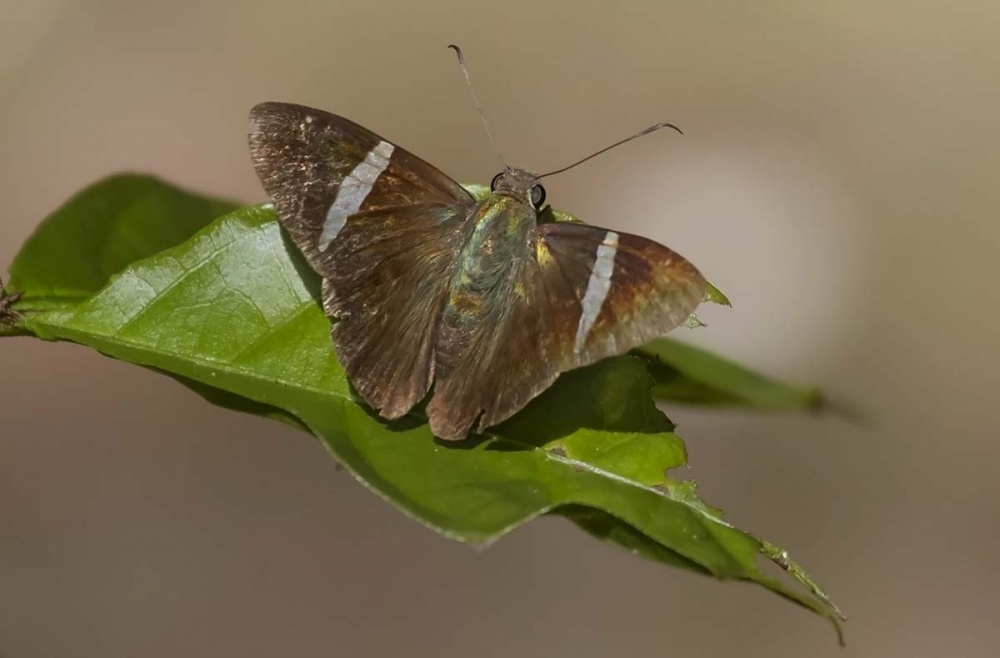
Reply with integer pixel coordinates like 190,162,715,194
2,1,998,656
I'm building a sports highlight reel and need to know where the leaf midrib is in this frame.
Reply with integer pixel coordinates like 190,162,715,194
40,318,343,402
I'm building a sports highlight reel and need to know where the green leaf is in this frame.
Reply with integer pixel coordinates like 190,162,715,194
5,175,843,641
463,182,491,201
636,339,824,410
705,281,732,307
7,174,239,312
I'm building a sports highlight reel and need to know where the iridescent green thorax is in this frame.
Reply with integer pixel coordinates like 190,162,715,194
447,194,536,319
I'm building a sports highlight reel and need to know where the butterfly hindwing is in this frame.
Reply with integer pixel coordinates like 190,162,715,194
323,206,471,418
249,102,476,418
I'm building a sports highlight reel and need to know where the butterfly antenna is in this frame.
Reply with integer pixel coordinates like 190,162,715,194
538,122,683,179
448,44,507,168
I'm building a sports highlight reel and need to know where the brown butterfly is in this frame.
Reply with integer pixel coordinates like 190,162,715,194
248,47,707,440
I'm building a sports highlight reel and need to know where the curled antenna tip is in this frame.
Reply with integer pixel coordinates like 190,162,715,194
538,119,685,179
447,44,506,167
447,44,465,63
646,122,684,136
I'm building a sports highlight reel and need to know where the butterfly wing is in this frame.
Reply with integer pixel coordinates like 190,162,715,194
249,102,477,419
425,202,707,440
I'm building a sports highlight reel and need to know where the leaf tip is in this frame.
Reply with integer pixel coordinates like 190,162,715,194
704,282,732,307
760,540,847,643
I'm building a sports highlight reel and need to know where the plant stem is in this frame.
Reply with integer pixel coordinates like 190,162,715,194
0,277,25,336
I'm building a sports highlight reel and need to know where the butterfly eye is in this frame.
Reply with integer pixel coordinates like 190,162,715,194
530,184,547,208
490,172,504,192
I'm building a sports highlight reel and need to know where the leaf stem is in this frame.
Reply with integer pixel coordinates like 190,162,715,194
0,277,26,336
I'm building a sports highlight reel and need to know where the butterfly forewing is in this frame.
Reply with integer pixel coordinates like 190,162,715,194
537,223,708,367
249,102,474,270
249,103,476,418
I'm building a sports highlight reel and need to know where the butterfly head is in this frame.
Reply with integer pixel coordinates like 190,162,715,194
490,168,547,209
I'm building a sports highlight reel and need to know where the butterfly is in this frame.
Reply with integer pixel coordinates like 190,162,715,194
248,50,707,441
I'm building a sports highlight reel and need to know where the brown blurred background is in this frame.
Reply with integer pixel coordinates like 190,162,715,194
2,1,998,656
